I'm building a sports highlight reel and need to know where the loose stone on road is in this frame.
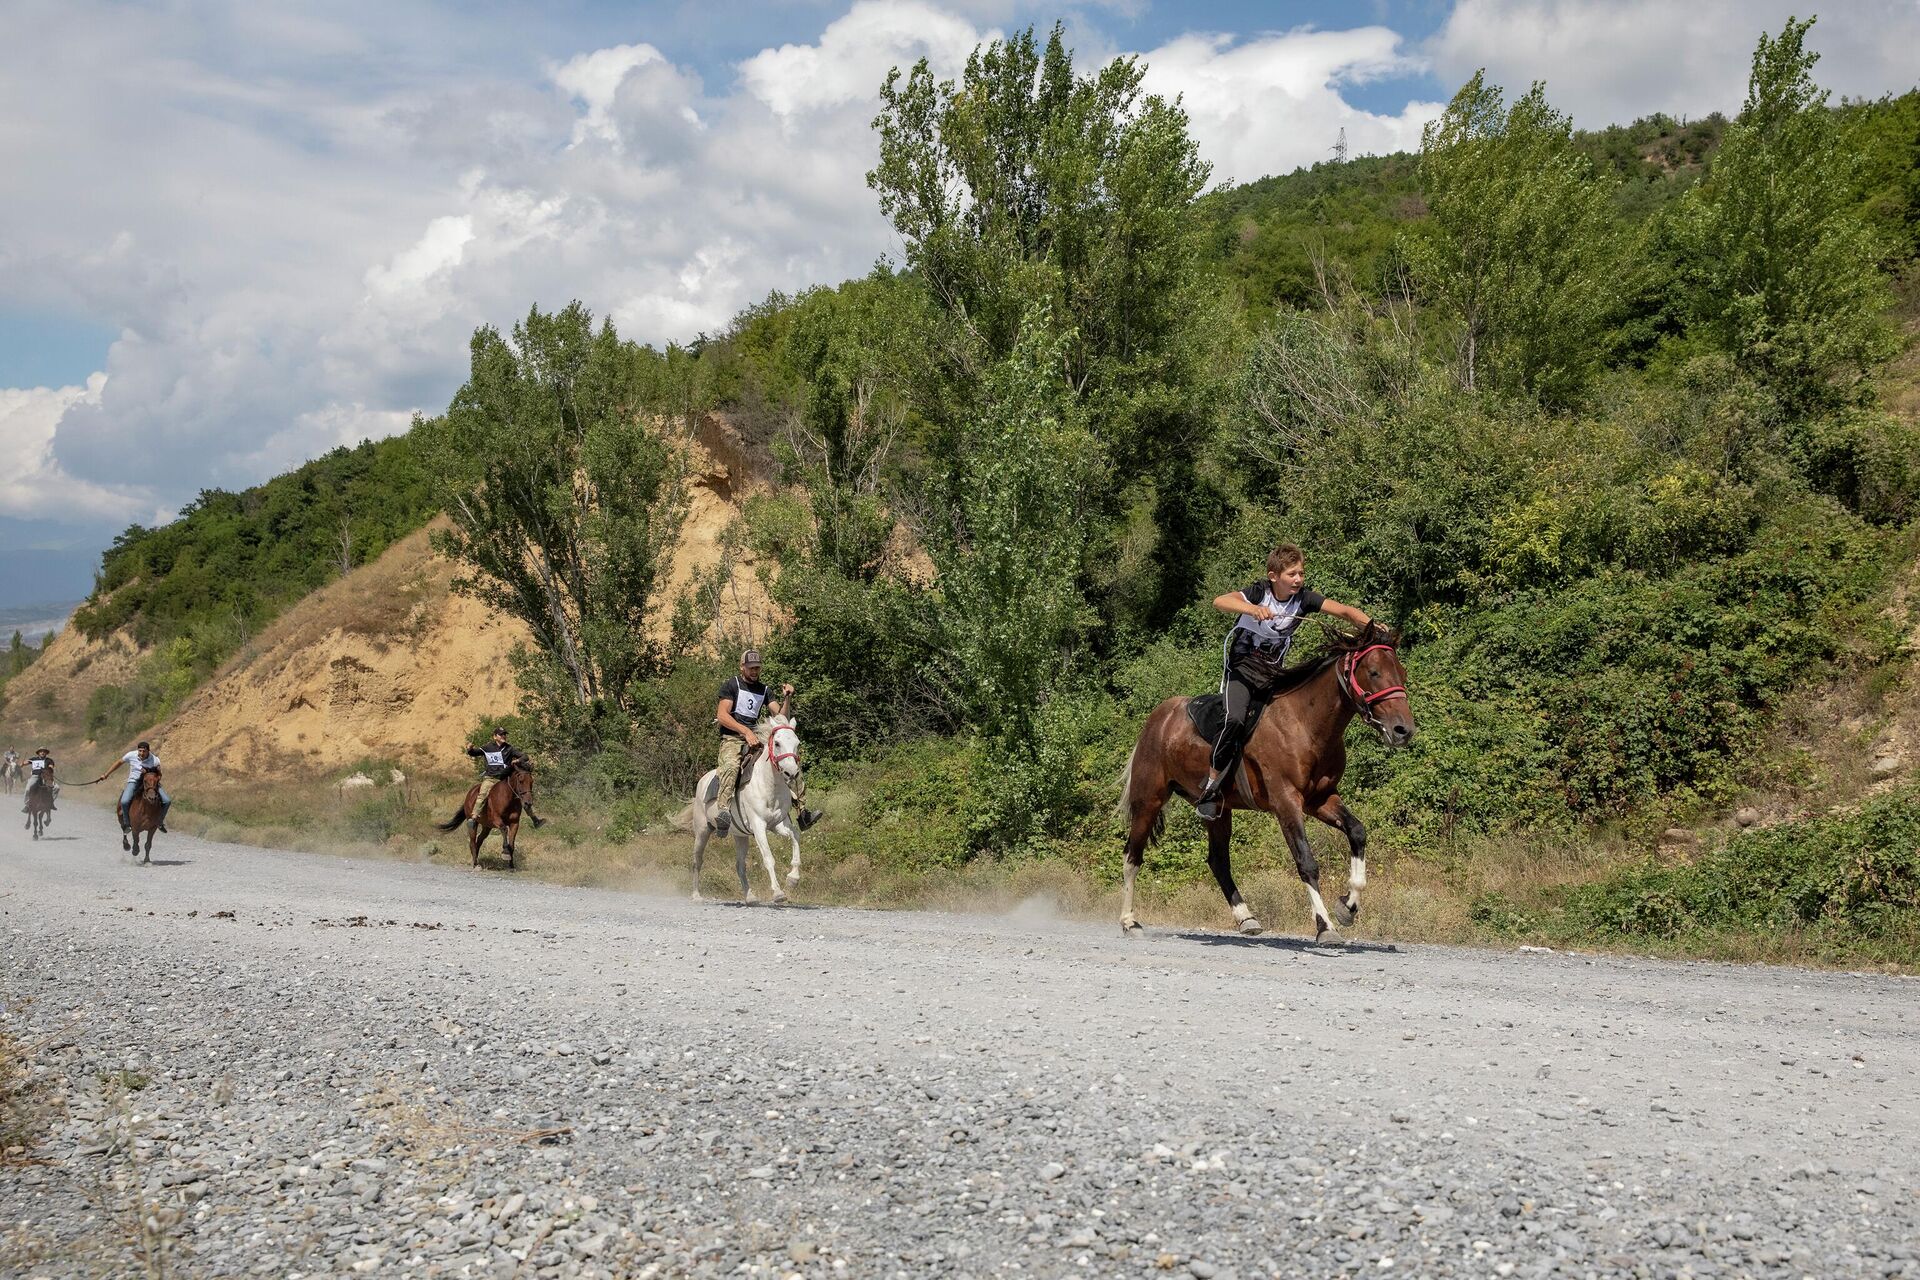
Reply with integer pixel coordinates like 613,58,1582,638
3,803,1917,1277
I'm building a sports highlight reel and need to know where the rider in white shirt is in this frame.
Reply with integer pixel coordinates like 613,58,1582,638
86,741,171,833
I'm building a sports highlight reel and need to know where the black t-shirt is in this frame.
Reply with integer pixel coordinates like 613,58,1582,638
468,743,525,779
718,676,770,738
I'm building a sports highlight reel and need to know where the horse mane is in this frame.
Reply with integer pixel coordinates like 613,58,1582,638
1268,622,1398,697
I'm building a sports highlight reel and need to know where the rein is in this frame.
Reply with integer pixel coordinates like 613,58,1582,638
1337,642,1408,731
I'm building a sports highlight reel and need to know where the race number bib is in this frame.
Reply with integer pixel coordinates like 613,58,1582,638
734,688,766,722
484,750,507,770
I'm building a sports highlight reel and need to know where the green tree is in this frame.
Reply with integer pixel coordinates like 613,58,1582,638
926,307,1092,746
418,303,687,751
1677,17,1896,407
1408,73,1624,404
869,23,1219,636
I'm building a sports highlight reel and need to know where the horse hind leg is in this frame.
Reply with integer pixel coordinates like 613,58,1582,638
1119,789,1169,937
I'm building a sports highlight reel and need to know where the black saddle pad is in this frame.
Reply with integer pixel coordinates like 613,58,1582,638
1185,692,1274,746
1187,693,1227,744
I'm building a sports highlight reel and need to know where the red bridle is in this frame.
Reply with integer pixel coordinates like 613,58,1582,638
767,727,801,770
1339,643,1408,722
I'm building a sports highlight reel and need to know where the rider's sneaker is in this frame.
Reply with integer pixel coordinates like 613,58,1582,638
713,811,733,836
797,808,825,831
529,814,547,829
158,823,168,833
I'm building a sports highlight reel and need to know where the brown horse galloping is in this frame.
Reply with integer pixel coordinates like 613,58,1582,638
124,767,164,863
1118,624,1416,944
435,762,537,869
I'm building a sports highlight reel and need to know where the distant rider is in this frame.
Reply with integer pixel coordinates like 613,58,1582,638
1194,544,1373,820
462,727,544,827
21,748,58,821
87,741,171,833
711,648,821,836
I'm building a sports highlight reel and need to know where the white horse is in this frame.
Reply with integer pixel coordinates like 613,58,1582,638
688,715,805,903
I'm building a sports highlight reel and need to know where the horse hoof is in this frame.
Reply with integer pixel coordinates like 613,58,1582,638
1315,925,1345,946
773,892,789,905
785,871,800,887
1237,917,1264,936
1330,898,1356,928
691,891,704,902
1120,919,1144,939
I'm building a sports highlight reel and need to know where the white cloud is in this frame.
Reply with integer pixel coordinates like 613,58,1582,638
1140,26,1441,184
365,215,475,299
1430,0,1920,127
0,375,164,523
740,0,992,118
13,0,1908,537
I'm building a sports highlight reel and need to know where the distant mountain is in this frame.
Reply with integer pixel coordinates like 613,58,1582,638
0,602,79,645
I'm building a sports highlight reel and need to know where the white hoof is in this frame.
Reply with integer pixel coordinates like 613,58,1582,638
786,870,800,886
1120,918,1144,939
773,891,789,905
1238,917,1264,936
1315,924,1345,946
691,890,704,902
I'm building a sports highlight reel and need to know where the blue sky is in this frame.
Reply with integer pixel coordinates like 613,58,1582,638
1,0,1914,609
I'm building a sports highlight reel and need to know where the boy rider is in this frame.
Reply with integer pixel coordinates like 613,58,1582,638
712,649,821,836
461,727,544,827
22,748,58,820
1195,543,1373,820
86,741,170,832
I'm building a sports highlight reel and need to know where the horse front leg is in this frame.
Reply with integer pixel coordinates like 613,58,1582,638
469,821,487,869
504,814,520,870
691,821,711,901
1279,805,1341,944
771,815,801,889
1205,811,1263,936
733,829,754,901
750,820,787,904
1309,795,1365,926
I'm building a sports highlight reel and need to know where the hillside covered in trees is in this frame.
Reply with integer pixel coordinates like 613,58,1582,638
45,17,1920,960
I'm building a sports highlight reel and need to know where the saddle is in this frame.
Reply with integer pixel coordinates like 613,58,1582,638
702,742,766,809
1187,693,1270,747
1186,657,1327,745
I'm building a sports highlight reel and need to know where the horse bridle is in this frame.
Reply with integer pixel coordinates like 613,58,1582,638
767,725,801,772
1337,643,1408,732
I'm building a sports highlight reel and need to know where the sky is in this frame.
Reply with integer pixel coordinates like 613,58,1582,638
2,0,1916,609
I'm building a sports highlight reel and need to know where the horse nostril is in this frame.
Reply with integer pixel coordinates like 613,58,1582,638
1392,724,1410,740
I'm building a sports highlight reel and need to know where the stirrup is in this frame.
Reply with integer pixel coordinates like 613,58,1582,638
1194,774,1225,821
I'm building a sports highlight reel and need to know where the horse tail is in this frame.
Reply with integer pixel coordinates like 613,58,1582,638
671,801,697,833
435,806,468,832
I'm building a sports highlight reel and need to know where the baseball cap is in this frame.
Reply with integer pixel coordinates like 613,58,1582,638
741,648,764,666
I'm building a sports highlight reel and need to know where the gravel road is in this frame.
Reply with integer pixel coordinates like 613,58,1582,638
4,802,1917,1279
